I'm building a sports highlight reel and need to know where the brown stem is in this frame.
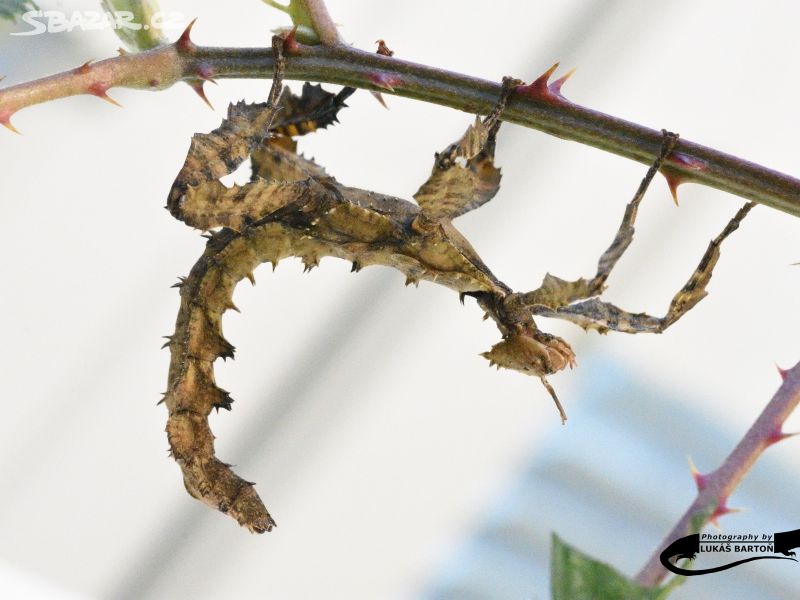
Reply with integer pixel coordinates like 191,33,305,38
634,361,800,587
1,39,799,217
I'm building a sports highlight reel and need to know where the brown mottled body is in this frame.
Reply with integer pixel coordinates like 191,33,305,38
162,72,577,530
163,175,569,531
161,44,751,531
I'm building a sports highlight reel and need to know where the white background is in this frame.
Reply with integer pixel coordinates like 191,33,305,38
1,1,799,598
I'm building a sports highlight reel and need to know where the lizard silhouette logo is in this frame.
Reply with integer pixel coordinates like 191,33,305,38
660,529,800,575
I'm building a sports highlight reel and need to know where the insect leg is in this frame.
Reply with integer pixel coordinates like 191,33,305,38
166,35,288,230
519,130,680,310
484,76,524,129
532,201,755,333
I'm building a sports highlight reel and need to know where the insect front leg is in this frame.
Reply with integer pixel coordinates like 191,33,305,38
519,130,680,310
167,35,288,231
533,201,755,334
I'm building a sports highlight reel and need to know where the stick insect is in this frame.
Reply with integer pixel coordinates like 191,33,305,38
162,36,753,532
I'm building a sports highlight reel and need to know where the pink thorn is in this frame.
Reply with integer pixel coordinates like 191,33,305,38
662,172,683,205
176,18,198,53
75,60,94,75
367,72,402,92
187,80,214,110
88,82,122,107
777,364,789,380
660,152,705,206
669,151,707,172
531,62,560,89
765,422,798,447
283,26,300,53
515,63,572,104
709,501,741,528
195,65,217,85
370,90,389,109
0,109,20,134
548,67,576,97
516,63,566,101
688,456,708,491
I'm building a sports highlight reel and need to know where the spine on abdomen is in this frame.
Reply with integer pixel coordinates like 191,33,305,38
161,198,504,531
163,227,289,533
162,219,375,532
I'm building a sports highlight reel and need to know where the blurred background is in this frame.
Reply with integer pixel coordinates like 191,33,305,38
1,1,799,598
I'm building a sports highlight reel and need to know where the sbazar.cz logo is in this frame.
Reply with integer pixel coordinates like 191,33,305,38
9,10,185,36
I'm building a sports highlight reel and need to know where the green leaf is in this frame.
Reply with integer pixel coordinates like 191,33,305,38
99,0,167,51
0,0,37,22
551,533,679,600
261,0,321,44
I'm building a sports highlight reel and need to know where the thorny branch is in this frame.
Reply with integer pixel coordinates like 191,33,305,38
634,361,800,586
0,14,799,215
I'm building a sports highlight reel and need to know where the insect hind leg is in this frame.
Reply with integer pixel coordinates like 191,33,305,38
519,130,681,311
532,201,755,334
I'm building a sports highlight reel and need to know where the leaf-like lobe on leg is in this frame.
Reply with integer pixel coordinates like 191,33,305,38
168,83,354,231
413,76,519,222
412,114,502,221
